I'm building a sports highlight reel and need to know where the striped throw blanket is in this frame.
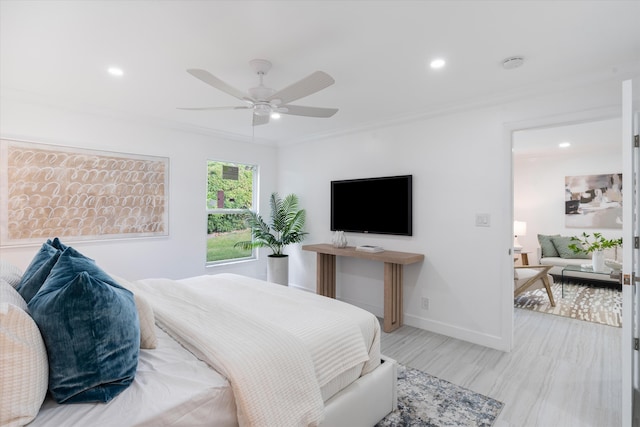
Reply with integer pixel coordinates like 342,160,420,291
127,274,372,427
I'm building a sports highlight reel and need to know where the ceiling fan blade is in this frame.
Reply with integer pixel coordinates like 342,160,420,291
281,105,338,118
187,69,251,101
253,113,270,126
267,71,335,105
177,106,250,111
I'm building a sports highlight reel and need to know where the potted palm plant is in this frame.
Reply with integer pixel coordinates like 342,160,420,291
235,192,308,285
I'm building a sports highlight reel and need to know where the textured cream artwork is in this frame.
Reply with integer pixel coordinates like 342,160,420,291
0,139,169,245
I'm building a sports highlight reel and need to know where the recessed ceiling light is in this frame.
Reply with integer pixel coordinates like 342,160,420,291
107,67,124,77
429,58,446,69
559,141,571,148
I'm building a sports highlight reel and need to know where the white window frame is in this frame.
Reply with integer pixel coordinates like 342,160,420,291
205,160,259,266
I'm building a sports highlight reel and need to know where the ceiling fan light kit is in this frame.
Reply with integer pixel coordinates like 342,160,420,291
180,59,339,126
253,103,273,117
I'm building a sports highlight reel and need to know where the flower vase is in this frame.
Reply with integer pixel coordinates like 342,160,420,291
592,250,605,272
332,231,347,248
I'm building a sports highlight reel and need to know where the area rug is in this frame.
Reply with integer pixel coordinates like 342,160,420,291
514,281,621,327
376,365,503,427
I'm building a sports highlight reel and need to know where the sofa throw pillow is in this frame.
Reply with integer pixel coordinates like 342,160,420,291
16,242,61,303
550,236,591,259
537,234,561,258
28,247,140,404
0,303,48,427
0,259,23,288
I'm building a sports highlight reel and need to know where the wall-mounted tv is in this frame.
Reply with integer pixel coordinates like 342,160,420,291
331,175,412,236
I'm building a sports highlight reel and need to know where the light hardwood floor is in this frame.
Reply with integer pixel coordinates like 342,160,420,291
379,308,621,427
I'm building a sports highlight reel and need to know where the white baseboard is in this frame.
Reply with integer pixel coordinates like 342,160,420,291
403,313,508,352
340,296,508,352
289,285,508,352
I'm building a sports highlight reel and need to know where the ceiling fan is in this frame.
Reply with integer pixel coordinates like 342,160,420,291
179,59,339,126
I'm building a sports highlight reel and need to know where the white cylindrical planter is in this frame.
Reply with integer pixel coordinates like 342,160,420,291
267,255,289,286
592,250,605,272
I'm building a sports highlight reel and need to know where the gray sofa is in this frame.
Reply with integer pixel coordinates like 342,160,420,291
537,234,621,283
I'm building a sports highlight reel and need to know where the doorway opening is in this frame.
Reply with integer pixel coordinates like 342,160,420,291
512,117,623,327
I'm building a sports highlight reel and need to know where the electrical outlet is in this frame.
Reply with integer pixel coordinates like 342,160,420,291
421,297,429,310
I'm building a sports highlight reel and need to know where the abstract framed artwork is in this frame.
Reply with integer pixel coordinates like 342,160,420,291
564,173,622,229
0,139,169,246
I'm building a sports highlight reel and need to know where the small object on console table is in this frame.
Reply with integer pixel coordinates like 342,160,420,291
356,245,384,253
302,244,425,332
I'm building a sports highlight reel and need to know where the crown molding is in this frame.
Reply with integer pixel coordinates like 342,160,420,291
280,61,640,146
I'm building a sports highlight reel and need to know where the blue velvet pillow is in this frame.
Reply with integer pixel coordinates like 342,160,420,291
47,237,68,251
16,241,61,303
28,247,140,404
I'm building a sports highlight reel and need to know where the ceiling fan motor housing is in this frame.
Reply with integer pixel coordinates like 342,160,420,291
249,85,275,100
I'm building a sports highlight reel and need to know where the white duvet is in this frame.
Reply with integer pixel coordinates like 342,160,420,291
127,273,380,427
31,325,237,427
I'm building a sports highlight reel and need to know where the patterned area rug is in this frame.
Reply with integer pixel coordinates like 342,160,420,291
376,365,503,427
514,281,622,327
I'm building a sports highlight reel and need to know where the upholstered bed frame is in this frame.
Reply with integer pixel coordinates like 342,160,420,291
323,356,397,427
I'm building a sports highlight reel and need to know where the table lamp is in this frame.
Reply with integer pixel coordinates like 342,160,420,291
513,220,527,251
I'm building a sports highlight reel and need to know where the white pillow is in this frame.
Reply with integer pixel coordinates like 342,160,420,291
0,279,27,311
0,303,48,427
0,259,23,288
133,292,158,349
111,275,157,349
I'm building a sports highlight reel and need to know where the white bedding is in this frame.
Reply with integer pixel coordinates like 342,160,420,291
30,326,238,427
127,273,381,427
29,273,382,427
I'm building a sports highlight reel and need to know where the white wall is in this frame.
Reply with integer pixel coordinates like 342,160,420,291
514,140,623,264
0,98,279,281
279,77,628,351
280,107,512,349
1,77,632,352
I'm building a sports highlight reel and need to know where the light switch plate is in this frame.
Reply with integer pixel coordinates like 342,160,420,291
475,213,490,227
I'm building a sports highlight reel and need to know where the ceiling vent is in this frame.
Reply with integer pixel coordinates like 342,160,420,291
502,56,525,70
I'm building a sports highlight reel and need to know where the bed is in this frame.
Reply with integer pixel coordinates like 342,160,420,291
0,243,397,427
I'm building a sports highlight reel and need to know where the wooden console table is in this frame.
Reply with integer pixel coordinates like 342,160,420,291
302,244,424,332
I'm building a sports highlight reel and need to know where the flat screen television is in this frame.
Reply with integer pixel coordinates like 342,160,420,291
331,175,412,236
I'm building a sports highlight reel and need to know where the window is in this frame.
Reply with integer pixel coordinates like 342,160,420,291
206,160,257,264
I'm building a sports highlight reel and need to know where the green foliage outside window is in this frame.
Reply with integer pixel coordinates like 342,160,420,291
206,162,255,234
206,160,257,263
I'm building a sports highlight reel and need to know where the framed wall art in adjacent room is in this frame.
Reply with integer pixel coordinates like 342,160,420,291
564,173,622,229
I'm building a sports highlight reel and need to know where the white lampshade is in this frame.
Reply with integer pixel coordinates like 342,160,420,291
513,221,527,237
513,220,527,250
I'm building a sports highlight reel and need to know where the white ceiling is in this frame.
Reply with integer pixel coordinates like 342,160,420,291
2,0,640,145
512,117,622,159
